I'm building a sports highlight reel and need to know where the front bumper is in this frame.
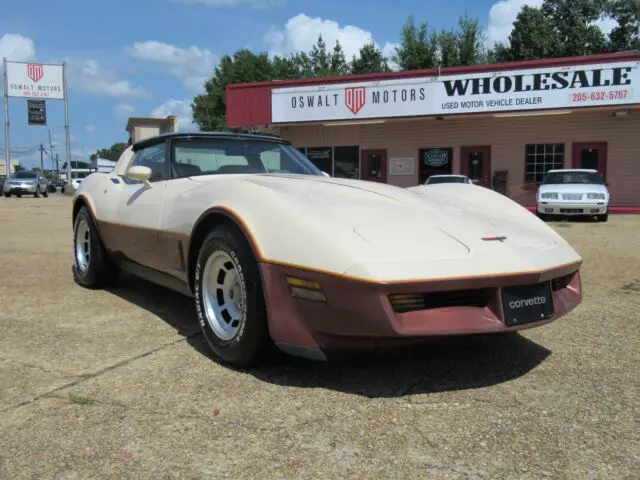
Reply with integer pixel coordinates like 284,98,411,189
5,185,37,194
260,262,582,360
537,202,608,215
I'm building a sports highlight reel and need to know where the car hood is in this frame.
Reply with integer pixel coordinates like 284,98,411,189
538,183,609,194
196,174,566,258
9,178,36,183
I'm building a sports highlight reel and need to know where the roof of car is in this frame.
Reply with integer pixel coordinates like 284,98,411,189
547,169,599,173
133,131,291,151
429,174,469,178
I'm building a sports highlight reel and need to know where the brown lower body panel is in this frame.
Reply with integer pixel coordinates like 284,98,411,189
259,262,582,360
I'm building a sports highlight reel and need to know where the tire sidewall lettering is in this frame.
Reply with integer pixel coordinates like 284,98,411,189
196,239,249,346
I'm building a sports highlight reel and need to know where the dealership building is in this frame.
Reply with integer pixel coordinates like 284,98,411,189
225,51,640,210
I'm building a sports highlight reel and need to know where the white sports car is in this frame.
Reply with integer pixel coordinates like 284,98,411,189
536,169,610,222
72,132,583,367
425,174,473,185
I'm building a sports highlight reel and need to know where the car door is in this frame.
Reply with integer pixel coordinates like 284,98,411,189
113,140,169,269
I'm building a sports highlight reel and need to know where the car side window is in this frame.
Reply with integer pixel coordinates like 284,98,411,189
128,143,167,183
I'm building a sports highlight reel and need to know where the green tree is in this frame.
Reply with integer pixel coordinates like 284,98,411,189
489,0,613,63
329,40,349,76
606,0,640,51
393,15,438,70
541,0,609,56
271,55,303,80
96,142,128,161
350,42,391,74
192,49,273,131
310,35,331,76
435,14,487,67
456,14,487,65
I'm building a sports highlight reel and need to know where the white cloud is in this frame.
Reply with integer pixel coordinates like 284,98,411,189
487,0,544,46
173,0,284,9
263,13,399,68
114,103,136,120
0,33,36,62
487,0,619,46
126,41,217,93
84,124,96,132
151,98,199,131
63,58,150,98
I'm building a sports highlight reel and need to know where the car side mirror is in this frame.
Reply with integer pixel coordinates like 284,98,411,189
126,165,153,187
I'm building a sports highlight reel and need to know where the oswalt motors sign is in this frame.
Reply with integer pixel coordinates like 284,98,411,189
270,60,639,123
5,61,65,100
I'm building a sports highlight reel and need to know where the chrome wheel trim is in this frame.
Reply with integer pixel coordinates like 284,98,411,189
202,250,246,341
74,218,91,273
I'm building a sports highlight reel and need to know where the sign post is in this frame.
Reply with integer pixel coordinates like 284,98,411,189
62,62,71,185
3,60,68,182
3,58,10,178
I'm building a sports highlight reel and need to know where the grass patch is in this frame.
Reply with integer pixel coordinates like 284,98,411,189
620,280,640,293
69,392,96,405
556,222,572,228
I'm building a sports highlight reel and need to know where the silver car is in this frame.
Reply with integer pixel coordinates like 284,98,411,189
2,171,49,198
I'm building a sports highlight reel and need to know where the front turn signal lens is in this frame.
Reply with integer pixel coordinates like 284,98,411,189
287,276,326,302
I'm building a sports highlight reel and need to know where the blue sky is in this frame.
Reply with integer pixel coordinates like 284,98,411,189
0,0,550,168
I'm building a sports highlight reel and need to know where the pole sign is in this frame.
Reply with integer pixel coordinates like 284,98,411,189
271,60,640,123
3,59,71,185
5,62,64,99
27,99,47,126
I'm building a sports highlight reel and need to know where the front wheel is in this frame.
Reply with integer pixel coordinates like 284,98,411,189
194,225,274,367
597,213,608,222
72,206,119,288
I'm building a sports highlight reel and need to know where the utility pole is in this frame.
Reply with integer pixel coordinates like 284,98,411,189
48,129,54,172
40,143,44,172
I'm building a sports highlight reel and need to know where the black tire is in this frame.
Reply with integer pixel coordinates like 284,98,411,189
16,193,21,198
43,188,49,198
34,188,40,198
72,206,119,288
597,213,608,222
194,225,274,367
3,193,9,198
537,212,547,221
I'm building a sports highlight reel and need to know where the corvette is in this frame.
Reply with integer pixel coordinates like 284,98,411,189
72,132,583,367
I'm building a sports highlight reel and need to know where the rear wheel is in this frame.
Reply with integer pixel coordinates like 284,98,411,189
3,193,9,198
43,187,49,198
72,206,119,288
194,225,274,367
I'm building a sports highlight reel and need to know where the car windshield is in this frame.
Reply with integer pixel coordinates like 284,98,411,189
12,171,37,179
171,137,323,178
427,176,468,184
542,171,606,185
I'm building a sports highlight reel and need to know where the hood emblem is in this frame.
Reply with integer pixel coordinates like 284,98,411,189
482,235,507,242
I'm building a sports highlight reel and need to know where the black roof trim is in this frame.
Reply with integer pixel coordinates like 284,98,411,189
132,131,290,151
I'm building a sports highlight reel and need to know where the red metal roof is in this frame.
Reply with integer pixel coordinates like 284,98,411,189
226,51,640,127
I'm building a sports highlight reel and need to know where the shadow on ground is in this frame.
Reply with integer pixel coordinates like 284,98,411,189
107,273,552,399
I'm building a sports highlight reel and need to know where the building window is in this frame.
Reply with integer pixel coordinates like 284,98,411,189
305,147,332,174
525,143,564,184
333,146,360,179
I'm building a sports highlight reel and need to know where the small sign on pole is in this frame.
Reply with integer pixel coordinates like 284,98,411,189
27,99,46,126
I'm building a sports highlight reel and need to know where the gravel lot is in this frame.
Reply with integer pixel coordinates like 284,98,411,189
0,195,638,480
